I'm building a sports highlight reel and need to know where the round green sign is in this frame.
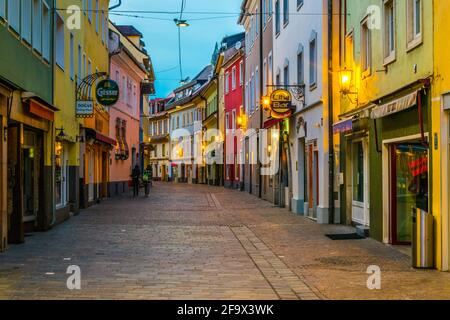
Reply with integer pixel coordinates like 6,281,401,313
96,79,120,106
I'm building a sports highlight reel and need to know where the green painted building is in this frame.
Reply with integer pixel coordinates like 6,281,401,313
0,0,56,251
336,0,434,251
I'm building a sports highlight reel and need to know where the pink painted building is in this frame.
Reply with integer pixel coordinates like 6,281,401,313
223,43,245,189
108,24,152,195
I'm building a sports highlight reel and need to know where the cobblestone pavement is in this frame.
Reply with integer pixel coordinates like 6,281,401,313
1,182,450,300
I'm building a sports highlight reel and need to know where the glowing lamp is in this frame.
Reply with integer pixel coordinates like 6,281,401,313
339,68,353,94
261,96,271,110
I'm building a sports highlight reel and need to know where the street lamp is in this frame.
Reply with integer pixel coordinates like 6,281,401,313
339,68,358,105
339,68,353,94
174,19,189,27
261,96,271,110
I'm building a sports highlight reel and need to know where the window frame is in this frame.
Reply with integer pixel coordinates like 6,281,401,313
309,31,318,90
360,16,372,77
383,0,396,65
406,0,423,51
55,12,65,70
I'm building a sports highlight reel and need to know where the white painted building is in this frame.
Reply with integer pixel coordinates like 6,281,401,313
272,0,333,223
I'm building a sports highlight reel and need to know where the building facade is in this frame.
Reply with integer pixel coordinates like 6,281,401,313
273,0,336,222
147,98,170,181
0,0,56,250
108,24,151,196
76,0,115,209
337,0,434,255
432,0,450,271
223,43,245,189
239,0,273,199
166,66,212,183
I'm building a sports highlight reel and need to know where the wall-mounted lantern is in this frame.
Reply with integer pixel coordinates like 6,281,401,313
339,68,358,105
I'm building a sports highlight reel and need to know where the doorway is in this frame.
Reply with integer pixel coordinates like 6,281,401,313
22,129,42,223
88,149,94,202
351,139,370,226
55,142,68,208
306,141,318,219
390,143,429,245
101,151,108,198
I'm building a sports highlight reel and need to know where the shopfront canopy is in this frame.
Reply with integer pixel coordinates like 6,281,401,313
370,91,418,119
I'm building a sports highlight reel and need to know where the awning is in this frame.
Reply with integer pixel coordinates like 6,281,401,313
263,118,283,129
333,118,353,134
29,99,55,121
370,91,418,119
85,128,116,146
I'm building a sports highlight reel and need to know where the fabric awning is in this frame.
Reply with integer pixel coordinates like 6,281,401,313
29,99,55,121
85,128,116,146
333,118,353,134
263,118,283,129
370,91,418,119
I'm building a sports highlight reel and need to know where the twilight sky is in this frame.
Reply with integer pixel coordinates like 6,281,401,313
110,0,244,98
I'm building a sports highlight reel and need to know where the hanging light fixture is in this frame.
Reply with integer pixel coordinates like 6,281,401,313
174,19,190,27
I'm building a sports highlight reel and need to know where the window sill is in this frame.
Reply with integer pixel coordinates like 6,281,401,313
56,62,65,72
407,36,423,52
383,54,396,67
361,67,372,80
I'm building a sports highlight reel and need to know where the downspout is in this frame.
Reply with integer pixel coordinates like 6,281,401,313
216,78,222,186
258,0,263,199
328,0,335,224
50,0,56,226
200,95,208,184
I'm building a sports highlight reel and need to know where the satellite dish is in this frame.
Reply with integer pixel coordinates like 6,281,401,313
108,30,121,55
235,41,242,50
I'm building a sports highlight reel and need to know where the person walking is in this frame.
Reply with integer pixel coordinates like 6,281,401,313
143,165,152,197
131,164,141,197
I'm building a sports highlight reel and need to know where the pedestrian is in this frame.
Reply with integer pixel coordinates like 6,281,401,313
131,164,141,197
143,165,152,197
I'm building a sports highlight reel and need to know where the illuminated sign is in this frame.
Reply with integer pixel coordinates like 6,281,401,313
270,89,293,119
96,79,120,106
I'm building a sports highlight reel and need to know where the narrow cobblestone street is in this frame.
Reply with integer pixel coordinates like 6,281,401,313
1,182,449,300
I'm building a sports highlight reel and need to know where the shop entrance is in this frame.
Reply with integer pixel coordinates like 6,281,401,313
390,143,429,245
306,141,318,219
55,142,68,208
88,150,94,202
351,139,370,226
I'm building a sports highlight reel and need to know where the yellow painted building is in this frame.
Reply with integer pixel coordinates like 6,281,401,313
54,0,113,208
432,0,450,271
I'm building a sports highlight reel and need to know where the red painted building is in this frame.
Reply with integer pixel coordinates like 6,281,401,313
223,43,245,189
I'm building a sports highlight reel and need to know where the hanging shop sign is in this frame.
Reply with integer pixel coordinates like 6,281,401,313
96,79,120,106
76,101,94,118
270,89,294,119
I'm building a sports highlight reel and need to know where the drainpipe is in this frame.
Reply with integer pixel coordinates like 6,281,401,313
50,2,57,227
200,95,208,184
258,0,263,199
327,0,335,225
109,0,122,10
